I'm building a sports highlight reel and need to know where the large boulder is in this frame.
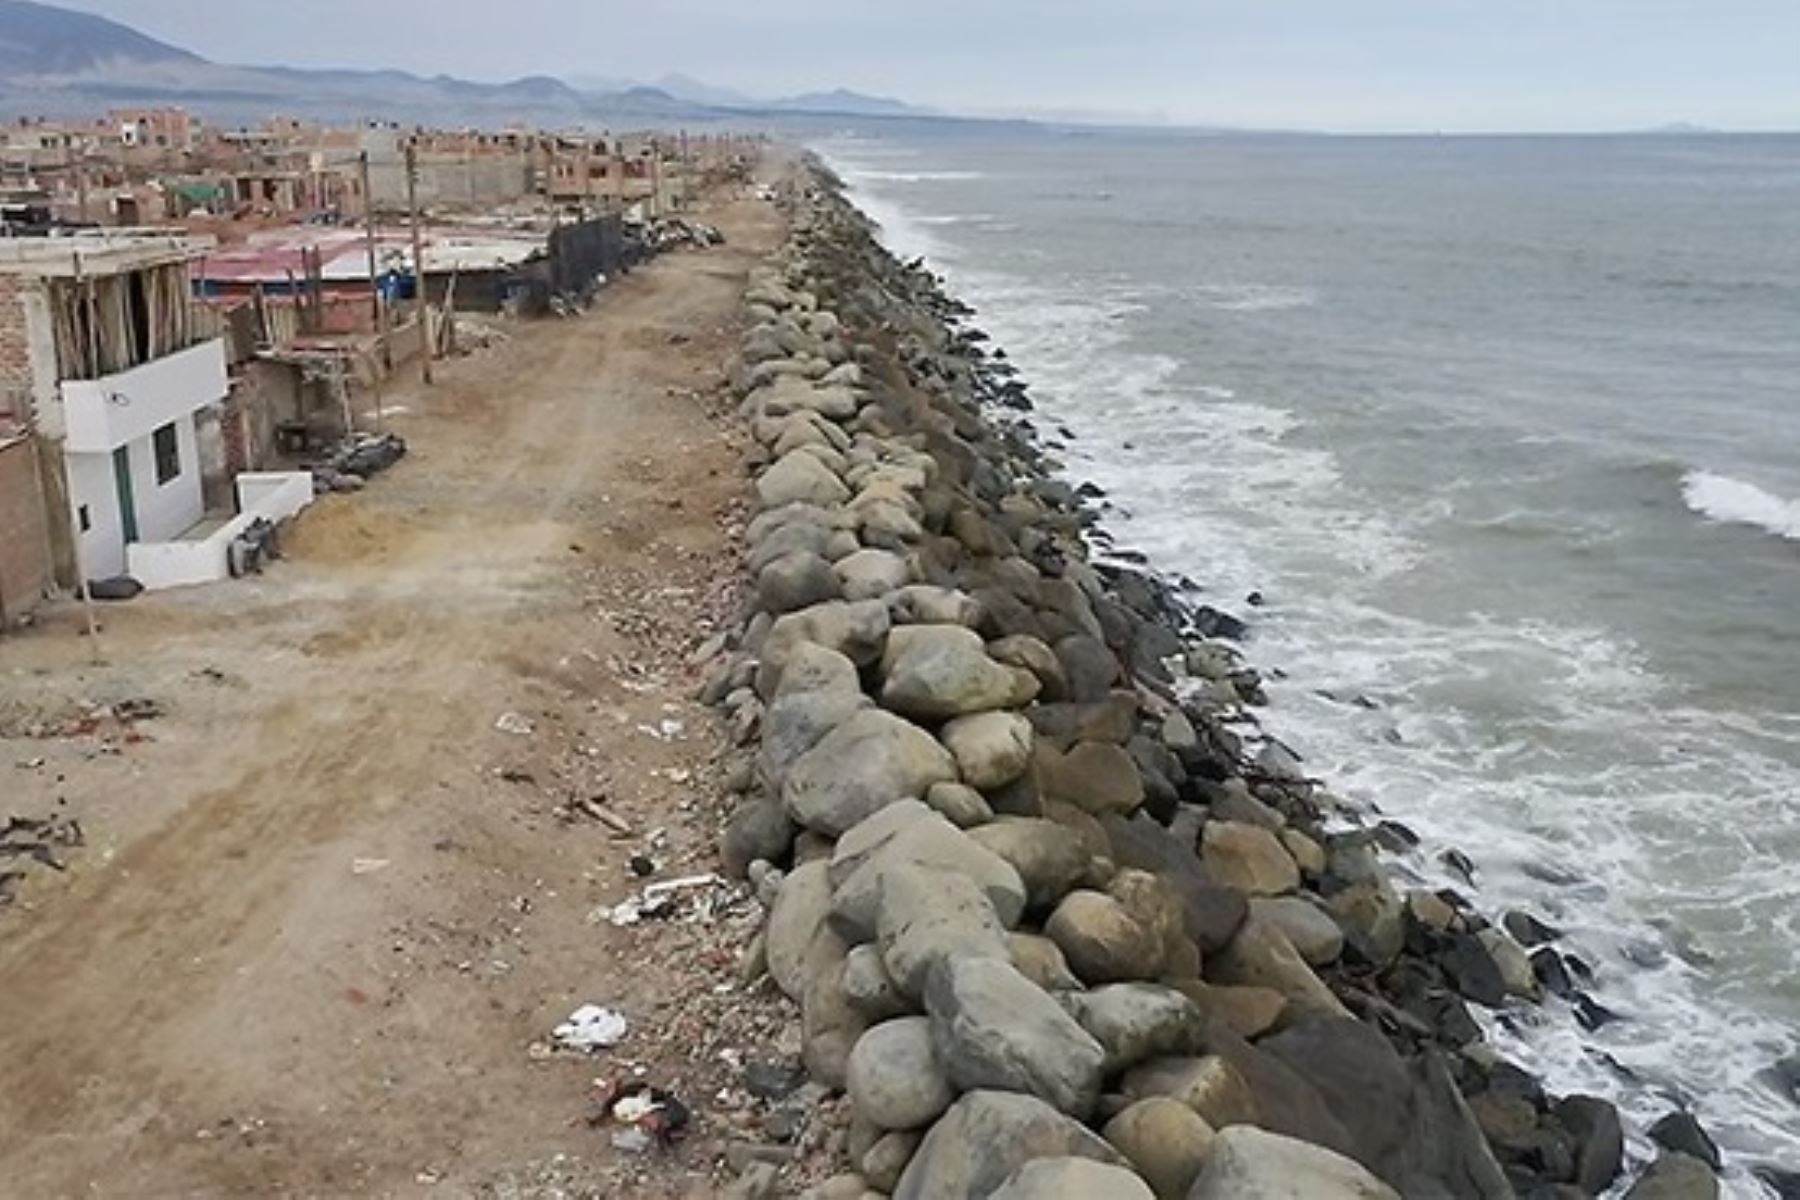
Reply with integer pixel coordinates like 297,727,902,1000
893,1090,1125,1200
1120,1055,1259,1130
846,1017,956,1131
1046,890,1165,984
878,866,1012,998
1624,1153,1720,1200
1040,741,1145,817
1189,1127,1399,1200
1063,983,1208,1074
757,449,850,509
968,819,1092,911
1208,912,1351,1019
767,859,844,1001
1248,897,1344,967
1104,1098,1216,1200
940,710,1035,789
830,808,1027,938
1054,634,1121,701
835,548,914,602
760,600,892,689
1258,1021,1512,1199
757,550,843,614
800,940,866,1088
1102,813,1249,954
988,1158,1154,1200
925,955,1107,1119
879,624,1040,720
784,710,959,836
759,644,871,787
1201,821,1300,896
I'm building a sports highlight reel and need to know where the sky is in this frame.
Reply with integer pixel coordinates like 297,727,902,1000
67,0,1800,133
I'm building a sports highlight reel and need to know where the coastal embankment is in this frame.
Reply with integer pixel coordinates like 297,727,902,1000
702,158,1752,1197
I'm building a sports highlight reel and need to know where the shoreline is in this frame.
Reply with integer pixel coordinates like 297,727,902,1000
704,156,1747,1198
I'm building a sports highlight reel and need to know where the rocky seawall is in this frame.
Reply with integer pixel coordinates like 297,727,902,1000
698,159,1735,1199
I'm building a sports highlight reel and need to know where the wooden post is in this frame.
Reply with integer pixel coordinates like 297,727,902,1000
359,151,381,326
405,138,433,385
66,252,102,658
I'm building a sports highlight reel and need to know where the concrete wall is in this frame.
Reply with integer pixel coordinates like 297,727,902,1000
127,470,312,591
0,434,53,624
61,338,229,453
67,413,203,581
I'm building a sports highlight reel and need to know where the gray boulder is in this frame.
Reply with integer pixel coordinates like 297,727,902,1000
835,548,914,602
878,866,1012,998
784,710,958,836
1040,740,1146,817
831,809,1027,938
760,600,892,689
1208,912,1351,1019
880,624,1040,721
767,859,844,1001
1624,1153,1720,1200
969,818,1092,911
1189,1127,1399,1199
846,1016,956,1131
893,1090,1125,1200
925,781,995,828
940,710,1035,789
988,1158,1155,1200
842,943,909,1021
1054,634,1121,701
758,449,850,509
1063,982,1209,1073
757,550,843,614
925,955,1107,1118
887,585,983,628
1249,897,1345,967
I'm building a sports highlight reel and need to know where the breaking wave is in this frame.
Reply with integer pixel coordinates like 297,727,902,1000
1683,471,1800,541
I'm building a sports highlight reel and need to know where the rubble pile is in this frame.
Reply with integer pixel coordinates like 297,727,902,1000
689,162,1727,1199
312,431,408,493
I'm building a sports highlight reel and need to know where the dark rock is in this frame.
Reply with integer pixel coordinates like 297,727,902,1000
1259,1019,1512,1198
1649,1111,1722,1172
1193,605,1248,641
1756,1167,1800,1199
1531,947,1576,998
1055,634,1122,702
1572,992,1622,1032
1101,812,1248,953
1503,911,1564,948
1555,1095,1624,1194
724,794,798,877
1623,1152,1719,1200
744,1060,807,1101
1443,932,1509,1008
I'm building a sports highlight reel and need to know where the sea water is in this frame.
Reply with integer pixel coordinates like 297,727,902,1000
817,127,1800,1195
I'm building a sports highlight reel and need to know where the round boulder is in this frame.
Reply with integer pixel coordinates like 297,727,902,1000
846,1017,956,1131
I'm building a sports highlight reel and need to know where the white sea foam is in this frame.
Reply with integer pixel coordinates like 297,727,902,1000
826,142,1800,1194
1683,470,1800,541
846,169,985,183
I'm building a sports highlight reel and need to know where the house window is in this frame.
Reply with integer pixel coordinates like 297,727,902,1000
78,504,91,533
153,422,181,485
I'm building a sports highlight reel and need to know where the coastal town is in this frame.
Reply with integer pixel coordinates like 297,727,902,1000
0,31,1788,1200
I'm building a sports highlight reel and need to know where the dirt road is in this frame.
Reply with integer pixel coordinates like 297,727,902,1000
0,192,783,1197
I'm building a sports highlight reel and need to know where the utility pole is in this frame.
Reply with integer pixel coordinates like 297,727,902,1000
405,138,433,385
359,150,380,327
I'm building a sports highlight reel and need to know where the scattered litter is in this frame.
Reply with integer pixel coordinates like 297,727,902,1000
495,767,536,785
635,719,686,742
14,758,44,770
556,795,633,837
0,811,85,905
312,431,408,493
494,712,534,737
351,858,390,875
552,1004,629,1052
628,855,657,878
600,873,724,926
589,1077,691,1150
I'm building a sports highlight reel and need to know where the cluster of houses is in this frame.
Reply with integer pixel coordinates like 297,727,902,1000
0,108,759,627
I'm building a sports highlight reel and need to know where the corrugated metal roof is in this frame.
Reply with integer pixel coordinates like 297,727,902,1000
192,227,544,285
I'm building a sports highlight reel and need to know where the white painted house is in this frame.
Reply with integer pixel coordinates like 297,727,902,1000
0,235,229,583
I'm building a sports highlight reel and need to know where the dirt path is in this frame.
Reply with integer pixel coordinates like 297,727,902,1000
0,192,784,1198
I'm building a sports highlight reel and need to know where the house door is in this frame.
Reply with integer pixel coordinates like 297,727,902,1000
112,446,139,543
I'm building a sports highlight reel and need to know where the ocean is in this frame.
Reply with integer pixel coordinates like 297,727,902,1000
815,127,1800,1194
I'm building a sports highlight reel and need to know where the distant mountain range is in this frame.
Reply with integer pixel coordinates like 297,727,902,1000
0,0,936,126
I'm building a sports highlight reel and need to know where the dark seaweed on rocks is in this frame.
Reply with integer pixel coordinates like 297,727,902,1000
699,157,1714,1200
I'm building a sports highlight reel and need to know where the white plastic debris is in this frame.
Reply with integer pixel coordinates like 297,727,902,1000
552,1004,628,1051
494,711,534,736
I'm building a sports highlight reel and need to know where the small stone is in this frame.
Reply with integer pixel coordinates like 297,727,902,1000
861,1130,922,1192
940,710,1035,789
1009,932,1085,992
744,1060,806,1101
924,781,994,828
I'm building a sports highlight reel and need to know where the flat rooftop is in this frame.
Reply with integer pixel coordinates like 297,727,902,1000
0,232,214,277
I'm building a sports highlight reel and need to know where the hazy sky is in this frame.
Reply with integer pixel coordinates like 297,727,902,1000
70,0,1800,132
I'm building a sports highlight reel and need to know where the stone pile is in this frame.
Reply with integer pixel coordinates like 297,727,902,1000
699,163,1729,1200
